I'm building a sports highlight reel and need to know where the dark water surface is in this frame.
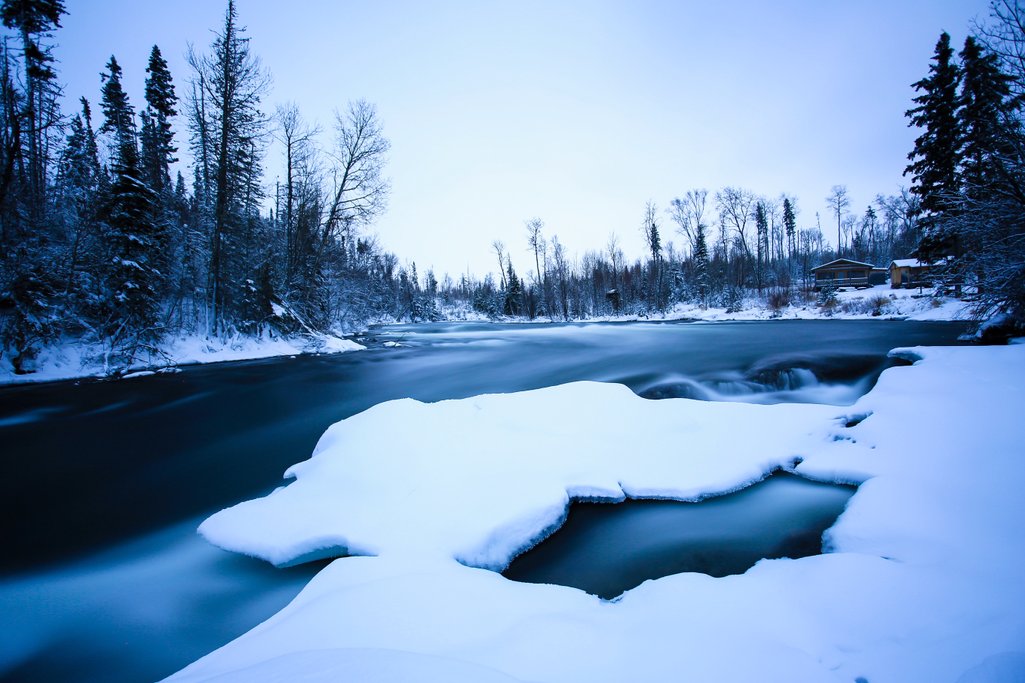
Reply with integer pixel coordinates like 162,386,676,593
503,473,856,599
0,320,969,682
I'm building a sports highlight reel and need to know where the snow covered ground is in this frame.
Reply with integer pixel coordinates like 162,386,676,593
169,343,1025,683
631,284,971,323
0,331,364,385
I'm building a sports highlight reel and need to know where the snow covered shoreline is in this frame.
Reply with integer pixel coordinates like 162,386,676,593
0,285,973,386
170,343,1025,683
0,331,365,386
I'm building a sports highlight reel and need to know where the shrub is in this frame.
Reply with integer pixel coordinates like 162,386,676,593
817,284,839,313
868,295,891,316
767,287,791,312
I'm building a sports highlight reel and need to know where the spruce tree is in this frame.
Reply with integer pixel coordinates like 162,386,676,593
504,262,523,316
78,97,103,182
97,55,166,355
905,32,962,259
190,0,270,334
142,45,177,193
99,55,136,157
100,148,163,354
782,198,797,260
693,222,710,305
54,101,105,322
958,36,1013,193
754,201,768,291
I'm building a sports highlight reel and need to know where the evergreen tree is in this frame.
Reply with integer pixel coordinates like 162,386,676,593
99,148,163,355
754,201,768,291
693,221,710,305
0,0,64,79
504,261,523,316
78,97,103,180
188,0,270,333
96,54,169,354
642,201,663,310
782,197,797,260
99,55,136,161
142,45,177,193
906,32,962,258
53,99,105,322
6,251,56,372
958,36,1014,192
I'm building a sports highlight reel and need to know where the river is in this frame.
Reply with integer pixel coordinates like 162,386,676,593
0,320,969,682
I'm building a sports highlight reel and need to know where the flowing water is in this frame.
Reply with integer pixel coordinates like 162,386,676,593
0,320,969,682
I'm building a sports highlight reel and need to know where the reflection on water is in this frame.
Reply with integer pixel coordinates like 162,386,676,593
503,474,856,600
0,320,968,681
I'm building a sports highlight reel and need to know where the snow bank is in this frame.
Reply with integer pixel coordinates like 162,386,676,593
0,332,364,385
198,383,833,568
171,344,1025,683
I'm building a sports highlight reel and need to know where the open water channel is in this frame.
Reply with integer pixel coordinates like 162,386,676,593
0,320,969,682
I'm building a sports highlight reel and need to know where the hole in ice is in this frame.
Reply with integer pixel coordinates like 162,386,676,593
502,473,855,600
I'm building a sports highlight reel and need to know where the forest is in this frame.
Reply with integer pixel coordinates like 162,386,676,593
1,0,1024,374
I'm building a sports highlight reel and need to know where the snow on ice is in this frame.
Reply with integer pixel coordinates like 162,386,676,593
167,343,1025,683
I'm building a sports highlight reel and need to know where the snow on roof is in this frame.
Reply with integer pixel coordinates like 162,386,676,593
170,344,1025,683
810,258,876,271
890,256,953,268
890,258,925,268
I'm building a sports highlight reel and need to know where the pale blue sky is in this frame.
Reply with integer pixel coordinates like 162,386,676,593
56,0,990,278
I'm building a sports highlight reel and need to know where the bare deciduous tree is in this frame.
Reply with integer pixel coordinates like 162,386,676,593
826,185,850,255
318,99,390,270
668,189,709,259
275,102,320,287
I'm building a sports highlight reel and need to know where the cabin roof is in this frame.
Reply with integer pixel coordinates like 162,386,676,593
889,257,951,269
810,258,876,271
890,258,926,268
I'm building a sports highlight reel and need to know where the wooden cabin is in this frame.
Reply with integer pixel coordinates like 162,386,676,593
605,288,621,312
810,259,878,291
888,257,954,289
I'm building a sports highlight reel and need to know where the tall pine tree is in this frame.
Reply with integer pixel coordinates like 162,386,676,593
906,32,962,259
754,201,768,291
99,55,136,156
693,221,710,306
782,197,796,261
98,54,164,355
100,149,162,355
53,97,105,324
141,45,177,194
189,0,270,333
958,36,1014,193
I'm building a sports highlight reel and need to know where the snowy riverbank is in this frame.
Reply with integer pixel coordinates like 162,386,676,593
593,284,972,323
436,284,972,324
169,342,1025,683
0,331,364,385
0,286,973,385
